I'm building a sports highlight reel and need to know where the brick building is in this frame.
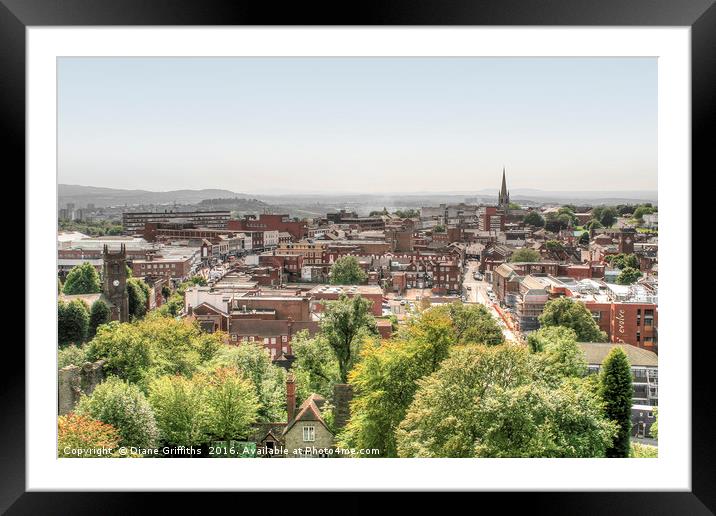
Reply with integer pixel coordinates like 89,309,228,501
228,214,307,242
123,210,230,234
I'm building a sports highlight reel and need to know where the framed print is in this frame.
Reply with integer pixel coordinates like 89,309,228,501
5,0,712,512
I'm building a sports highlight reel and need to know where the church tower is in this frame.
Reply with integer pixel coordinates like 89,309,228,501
497,167,510,209
102,244,129,322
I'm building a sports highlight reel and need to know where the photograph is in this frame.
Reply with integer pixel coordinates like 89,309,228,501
55,56,660,460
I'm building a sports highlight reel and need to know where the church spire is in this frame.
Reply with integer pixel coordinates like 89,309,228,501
498,167,510,208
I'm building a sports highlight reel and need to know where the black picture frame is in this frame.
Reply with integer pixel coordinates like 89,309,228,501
4,0,710,512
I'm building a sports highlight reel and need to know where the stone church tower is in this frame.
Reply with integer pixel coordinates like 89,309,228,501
102,244,129,322
497,167,510,209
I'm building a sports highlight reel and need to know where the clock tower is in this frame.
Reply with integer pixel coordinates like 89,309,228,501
102,244,129,322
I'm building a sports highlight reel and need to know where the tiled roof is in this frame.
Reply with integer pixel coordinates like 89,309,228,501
579,342,658,367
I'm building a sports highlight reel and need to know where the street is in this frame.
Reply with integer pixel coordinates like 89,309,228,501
463,260,519,343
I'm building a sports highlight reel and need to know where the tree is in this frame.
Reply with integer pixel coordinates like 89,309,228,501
57,413,120,458
395,345,616,458
630,442,658,458
338,308,455,456
320,294,377,382
158,293,184,317
585,219,604,230
194,367,259,441
510,248,540,263
523,211,545,228
633,205,655,221
161,285,172,300
76,377,159,449
58,344,88,369
600,347,633,457
147,375,207,447
579,231,590,245
599,207,618,228
62,262,101,295
329,256,368,285
88,299,111,339
127,278,148,320
545,240,564,253
650,407,658,439
539,297,608,342
290,331,341,403
608,253,639,270
436,303,504,346
433,224,446,233
58,299,90,347
206,342,287,422
616,267,642,285
527,326,587,384
86,315,223,388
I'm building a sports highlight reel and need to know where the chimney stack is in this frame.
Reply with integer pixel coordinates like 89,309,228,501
332,383,354,431
286,372,296,423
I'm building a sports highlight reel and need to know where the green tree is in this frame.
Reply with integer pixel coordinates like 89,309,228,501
76,377,159,449
545,240,564,253
599,207,618,228
608,253,639,270
539,297,608,342
290,331,341,403
127,278,148,320
510,248,541,263
329,256,368,285
616,267,642,285
62,262,101,295
528,326,587,384
161,285,172,300
320,294,377,382
86,321,153,385
600,347,633,457
195,367,259,441
436,302,504,346
58,344,87,369
205,343,287,422
650,407,658,439
338,308,455,456
147,375,207,447
58,299,90,347
585,219,604,230
523,211,545,228
158,293,184,317
88,299,111,339
579,231,590,245
633,205,655,221
630,442,658,458
395,345,615,458
433,224,446,233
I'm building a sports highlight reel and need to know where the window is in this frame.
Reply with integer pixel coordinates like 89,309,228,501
303,425,315,442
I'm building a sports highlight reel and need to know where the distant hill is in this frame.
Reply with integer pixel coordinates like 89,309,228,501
58,184,249,207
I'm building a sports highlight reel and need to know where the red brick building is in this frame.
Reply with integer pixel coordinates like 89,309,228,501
584,301,658,352
228,214,307,241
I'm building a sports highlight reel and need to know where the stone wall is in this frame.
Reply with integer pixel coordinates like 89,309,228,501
58,360,106,415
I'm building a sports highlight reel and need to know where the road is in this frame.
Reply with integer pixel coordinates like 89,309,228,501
463,260,519,343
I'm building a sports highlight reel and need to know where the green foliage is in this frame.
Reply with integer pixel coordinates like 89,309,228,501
432,303,504,346
585,219,604,230
58,344,88,369
600,347,634,458
127,278,149,320
337,308,455,456
510,248,541,263
58,299,90,347
88,299,111,339
205,343,287,422
329,256,368,285
86,314,222,388
523,211,545,228
528,326,587,385
58,413,121,458
650,407,658,439
76,377,159,449
393,208,420,219
161,285,172,300
433,225,446,233
633,205,655,221
194,367,260,441
616,267,642,285
320,294,378,382
158,293,184,317
147,375,207,447
592,206,617,228
579,231,590,245
62,262,101,295
58,219,123,236
539,297,608,342
290,331,341,403
607,253,639,270
630,442,658,458
395,346,616,458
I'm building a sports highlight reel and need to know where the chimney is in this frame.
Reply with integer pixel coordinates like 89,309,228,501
332,383,354,432
286,372,296,423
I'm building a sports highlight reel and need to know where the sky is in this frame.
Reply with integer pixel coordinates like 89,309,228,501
58,57,657,195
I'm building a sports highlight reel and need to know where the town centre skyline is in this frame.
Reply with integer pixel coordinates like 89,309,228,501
58,57,657,194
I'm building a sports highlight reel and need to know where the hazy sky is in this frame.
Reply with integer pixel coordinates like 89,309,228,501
58,57,657,194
